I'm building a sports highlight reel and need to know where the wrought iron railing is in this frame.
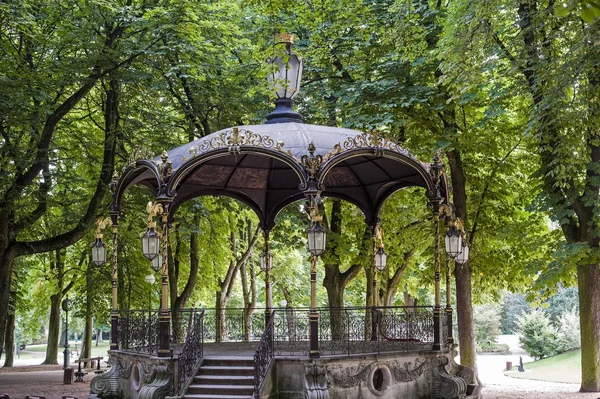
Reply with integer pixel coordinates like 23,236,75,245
271,306,435,356
118,306,436,357
253,313,274,399
176,309,205,396
118,309,159,353
202,308,266,342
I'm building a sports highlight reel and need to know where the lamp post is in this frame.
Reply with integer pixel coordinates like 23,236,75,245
62,296,73,384
91,217,111,267
145,273,156,309
260,232,274,323
307,204,327,359
439,203,468,347
266,33,304,124
371,225,387,341
145,273,156,352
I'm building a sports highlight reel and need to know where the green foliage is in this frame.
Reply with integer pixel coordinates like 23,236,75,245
516,310,558,360
555,310,581,353
500,292,531,334
473,303,502,347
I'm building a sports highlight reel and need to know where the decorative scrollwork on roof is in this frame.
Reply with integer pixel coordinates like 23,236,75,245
342,130,413,158
183,128,288,163
301,142,323,179
125,147,156,170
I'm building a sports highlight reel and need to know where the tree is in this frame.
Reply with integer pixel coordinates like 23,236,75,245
440,0,600,390
0,0,170,357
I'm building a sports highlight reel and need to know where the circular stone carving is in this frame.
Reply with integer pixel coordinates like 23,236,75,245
131,362,143,392
368,365,392,396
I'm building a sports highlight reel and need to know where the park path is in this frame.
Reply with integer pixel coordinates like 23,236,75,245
477,335,599,399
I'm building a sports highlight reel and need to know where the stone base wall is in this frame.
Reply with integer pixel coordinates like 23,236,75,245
268,351,475,399
89,351,173,399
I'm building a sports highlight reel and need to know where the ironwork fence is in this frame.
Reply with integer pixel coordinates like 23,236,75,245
273,306,435,356
118,309,159,353
118,306,435,357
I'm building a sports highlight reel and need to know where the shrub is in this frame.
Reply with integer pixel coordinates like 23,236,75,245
476,343,510,354
473,304,502,347
555,309,580,353
515,310,558,360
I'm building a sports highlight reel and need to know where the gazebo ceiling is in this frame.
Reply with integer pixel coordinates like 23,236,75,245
113,122,447,229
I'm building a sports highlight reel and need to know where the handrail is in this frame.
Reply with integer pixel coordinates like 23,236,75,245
253,312,275,399
176,309,205,396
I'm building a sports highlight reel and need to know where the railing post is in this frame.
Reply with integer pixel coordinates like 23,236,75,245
309,256,320,359
109,211,119,351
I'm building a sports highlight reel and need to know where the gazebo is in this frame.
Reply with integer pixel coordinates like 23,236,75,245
89,35,478,399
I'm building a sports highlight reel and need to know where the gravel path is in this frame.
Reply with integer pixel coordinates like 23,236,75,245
476,335,599,399
0,366,92,399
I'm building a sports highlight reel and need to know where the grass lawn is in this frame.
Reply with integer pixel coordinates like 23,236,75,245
505,349,581,384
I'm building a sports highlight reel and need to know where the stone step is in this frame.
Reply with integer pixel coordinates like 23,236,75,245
183,396,252,399
198,366,254,376
194,375,254,385
202,357,254,367
187,384,254,396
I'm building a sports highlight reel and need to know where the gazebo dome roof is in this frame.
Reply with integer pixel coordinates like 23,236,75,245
113,122,446,229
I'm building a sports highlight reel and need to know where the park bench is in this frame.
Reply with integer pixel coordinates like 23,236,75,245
73,356,104,382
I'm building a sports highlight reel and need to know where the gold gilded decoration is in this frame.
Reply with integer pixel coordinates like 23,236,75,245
157,150,173,179
183,128,280,163
146,202,164,230
301,142,323,179
342,130,411,157
95,217,111,239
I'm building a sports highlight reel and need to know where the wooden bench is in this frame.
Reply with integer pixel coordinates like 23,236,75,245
73,356,104,382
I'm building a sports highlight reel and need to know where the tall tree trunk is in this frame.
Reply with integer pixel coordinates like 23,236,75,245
446,147,477,375
42,293,62,365
578,262,600,391
3,311,15,367
454,262,477,375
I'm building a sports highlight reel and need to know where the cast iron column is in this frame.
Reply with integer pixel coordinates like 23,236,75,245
158,208,171,357
109,211,119,350
370,226,378,341
445,256,454,344
432,204,442,351
309,255,320,358
264,230,273,324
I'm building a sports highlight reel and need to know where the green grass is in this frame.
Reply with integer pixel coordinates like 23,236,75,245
505,349,581,384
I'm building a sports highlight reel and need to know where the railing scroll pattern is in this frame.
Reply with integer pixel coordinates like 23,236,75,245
176,309,205,396
118,309,159,353
253,313,275,399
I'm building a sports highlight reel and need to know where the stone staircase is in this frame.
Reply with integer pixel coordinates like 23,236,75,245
184,357,255,399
